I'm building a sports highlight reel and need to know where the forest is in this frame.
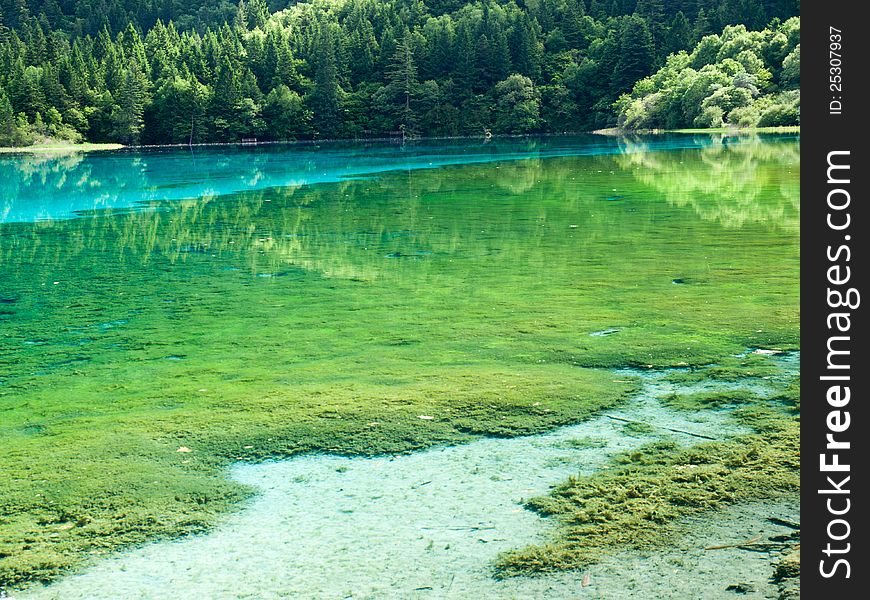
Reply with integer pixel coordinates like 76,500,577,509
0,0,800,146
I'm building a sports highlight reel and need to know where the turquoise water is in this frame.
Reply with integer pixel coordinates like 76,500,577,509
0,134,800,592
0,134,798,223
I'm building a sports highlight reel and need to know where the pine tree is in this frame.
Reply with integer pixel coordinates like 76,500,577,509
635,0,665,23
94,25,113,61
272,36,301,91
635,0,666,60
489,23,512,82
209,51,243,141
376,27,397,80
423,17,453,80
16,64,47,118
452,24,476,97
510,13,541,79
10,0,31,30
612,16,655,94
347,22,378,85
0,84,17,145
587,0,606,20
378,34,419,134
234,0,248,31
25,20,47,63
694,8,712,39
309,26,342,138
667,11,693,55
120,23,149,77
112,61,148,144
741,0,767,31
563,0,588,49
474,34,494,88
147,74,209,144
247,0,268,31
39,61,68,112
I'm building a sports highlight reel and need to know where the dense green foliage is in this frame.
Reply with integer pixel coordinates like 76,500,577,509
0,0,799,145
616,17,799,128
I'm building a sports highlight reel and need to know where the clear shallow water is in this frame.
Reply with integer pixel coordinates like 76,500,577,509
0,134,800,594
17,361,796,600
0,134,800,408
0,134,798,223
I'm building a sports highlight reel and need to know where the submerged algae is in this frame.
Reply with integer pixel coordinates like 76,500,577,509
663,354,786,384
17,360,781,600
0,135,799,590
496,420,799,575
1,365,635,589
496,357,800,578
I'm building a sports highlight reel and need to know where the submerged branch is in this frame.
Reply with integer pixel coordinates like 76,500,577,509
602,414,719,440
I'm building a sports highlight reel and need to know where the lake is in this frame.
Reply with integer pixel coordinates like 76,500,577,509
0,134,800,596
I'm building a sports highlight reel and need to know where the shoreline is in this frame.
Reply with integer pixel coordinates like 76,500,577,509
0,142,124,155
593,125,801,136
0,126,800,155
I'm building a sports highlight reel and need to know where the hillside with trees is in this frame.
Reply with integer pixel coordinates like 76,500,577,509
0,0,800,146
615,17,799,128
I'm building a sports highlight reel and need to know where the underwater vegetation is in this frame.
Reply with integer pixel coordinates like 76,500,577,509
0,135,799,590
496,357,800,577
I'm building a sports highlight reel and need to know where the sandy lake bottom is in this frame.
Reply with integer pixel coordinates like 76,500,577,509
19,356,798,600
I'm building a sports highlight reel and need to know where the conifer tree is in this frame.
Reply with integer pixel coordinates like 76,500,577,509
0,84,18,144
309,25,342,138
667,11,693,55
510,13,541,79
694,8,712,39
247,0,268,31
612,16,655,94
112,61,148,143
452,24,476,97
234,0,248,31
377,34,419,134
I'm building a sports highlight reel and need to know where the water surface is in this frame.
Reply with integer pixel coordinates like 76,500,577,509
0,134,797,223
0,134,800,594
19,359,797,599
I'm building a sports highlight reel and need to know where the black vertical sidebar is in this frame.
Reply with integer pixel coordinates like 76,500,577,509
802,0,868,597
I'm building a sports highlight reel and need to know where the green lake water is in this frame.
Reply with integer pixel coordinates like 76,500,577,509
0,134,799,591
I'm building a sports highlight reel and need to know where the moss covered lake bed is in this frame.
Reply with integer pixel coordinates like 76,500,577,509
0,134,799,596
18,354,799,599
